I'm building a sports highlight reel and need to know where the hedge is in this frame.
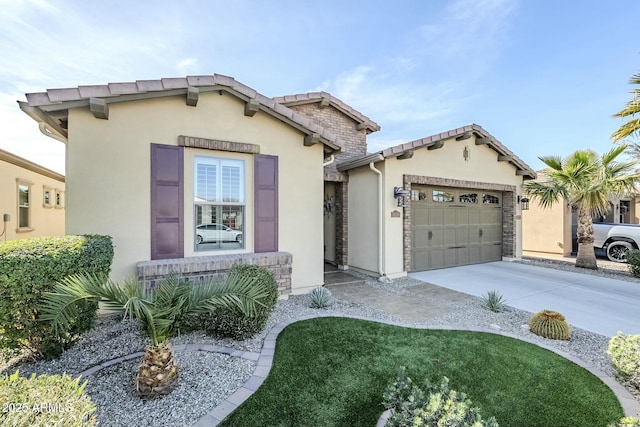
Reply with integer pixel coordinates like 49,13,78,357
0,370,96,427
0,235,113,359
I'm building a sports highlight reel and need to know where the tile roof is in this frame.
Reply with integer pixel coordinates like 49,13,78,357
20,74,342,152
338,123,536,179
273,92,380,133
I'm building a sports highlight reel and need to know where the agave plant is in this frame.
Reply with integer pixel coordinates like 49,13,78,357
39,270,271,399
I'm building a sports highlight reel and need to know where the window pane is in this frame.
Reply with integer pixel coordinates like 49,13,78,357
222,165,241,202
432,190,454,202
483,194,500,204
19,206,29,227
19,185,29,206
44,190,50,205
195,205,244,251
196,163,216,202
459,193,478,203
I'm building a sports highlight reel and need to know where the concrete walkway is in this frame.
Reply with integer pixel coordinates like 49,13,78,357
409,261,640,337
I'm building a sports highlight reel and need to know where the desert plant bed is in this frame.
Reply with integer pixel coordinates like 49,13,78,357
221,317,623,427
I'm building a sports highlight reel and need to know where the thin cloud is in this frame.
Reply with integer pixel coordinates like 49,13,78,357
312,0,518,146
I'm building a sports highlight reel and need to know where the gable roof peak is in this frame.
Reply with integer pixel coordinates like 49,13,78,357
274,91,380,133
20,74,342,153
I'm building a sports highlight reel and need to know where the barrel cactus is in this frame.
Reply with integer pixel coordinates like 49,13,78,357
529,310,571,340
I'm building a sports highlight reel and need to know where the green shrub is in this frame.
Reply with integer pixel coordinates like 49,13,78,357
529,309,571,340
0,235,113,359
609,415,640,427
480,290,506,312
607,332,640,391
309,286,333,309
0,370,96,427
382,367,498,427
198,264,279,340
627,250,640,277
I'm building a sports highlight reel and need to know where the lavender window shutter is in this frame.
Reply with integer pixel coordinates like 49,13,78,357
150,144,184,260
254,155,278,253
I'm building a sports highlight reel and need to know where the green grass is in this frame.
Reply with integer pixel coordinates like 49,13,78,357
221,317,623,427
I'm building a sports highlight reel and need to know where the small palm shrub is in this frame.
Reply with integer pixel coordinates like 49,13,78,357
0,370,96,427
309,286,333,309
529,309,571,340
40,269,273,399
607,332,640,391
480,290,507,312
626,250,640,278
197,264,279,340
382,367,498,427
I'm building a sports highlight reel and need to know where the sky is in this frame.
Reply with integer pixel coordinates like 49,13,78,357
1,0,639,175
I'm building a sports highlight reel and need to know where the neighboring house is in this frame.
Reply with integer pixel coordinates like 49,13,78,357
19,74,535,295
0,148,65,241
523,170,640,256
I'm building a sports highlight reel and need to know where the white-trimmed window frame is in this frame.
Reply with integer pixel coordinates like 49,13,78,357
193,156,245,252
16,178,34,232
43,186,54,208
55,189,65,209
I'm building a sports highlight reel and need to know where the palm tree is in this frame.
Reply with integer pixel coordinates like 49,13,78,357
524,145,639,269
39,270,272,399
612,72,640,143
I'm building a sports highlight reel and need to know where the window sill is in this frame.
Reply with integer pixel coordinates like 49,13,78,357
16,227,34,233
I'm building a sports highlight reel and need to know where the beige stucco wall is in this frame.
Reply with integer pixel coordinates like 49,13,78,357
522,199,571,255
353,135,525,277
66,92,324,293
347,166,380,274
0,156,65,241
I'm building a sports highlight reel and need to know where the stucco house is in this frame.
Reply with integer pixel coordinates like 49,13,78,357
0,148,65,241
19,74,535,295
522,169,640,256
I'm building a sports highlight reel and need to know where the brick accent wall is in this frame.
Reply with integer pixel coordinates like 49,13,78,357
137,252,293,296
289,102,365,268
287,103,368,178
402,175,517,271
334,181,348,267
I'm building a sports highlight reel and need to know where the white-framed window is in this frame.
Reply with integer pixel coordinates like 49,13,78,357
43,186,53,208
55,189,65,209
16,179,32,230
194,157,245,251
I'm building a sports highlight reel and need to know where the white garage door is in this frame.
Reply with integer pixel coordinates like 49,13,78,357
410,187,502,271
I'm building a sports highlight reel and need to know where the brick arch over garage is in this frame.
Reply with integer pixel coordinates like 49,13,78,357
402,174,517,272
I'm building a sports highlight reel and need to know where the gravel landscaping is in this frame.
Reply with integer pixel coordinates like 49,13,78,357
2,257,639,427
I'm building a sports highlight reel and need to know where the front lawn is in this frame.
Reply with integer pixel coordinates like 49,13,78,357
221,317,623,427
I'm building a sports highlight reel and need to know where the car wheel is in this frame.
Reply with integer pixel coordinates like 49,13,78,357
196,235,203,244
606,241,634,262
236,234,242,243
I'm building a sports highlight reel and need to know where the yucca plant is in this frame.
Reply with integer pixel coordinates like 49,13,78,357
480,290,507,313
309,286,333,309
38,270,271,399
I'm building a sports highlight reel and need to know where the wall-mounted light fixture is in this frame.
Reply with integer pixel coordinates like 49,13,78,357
518,195,530,210
394,187,409,208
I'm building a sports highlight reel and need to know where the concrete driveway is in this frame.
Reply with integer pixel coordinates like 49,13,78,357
409,261,640,337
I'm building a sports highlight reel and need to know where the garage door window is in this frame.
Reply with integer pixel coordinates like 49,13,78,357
432,190,454,202
459,193,478,203
482,194,500,205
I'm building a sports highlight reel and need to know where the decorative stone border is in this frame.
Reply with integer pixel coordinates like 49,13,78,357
76,314,640,426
